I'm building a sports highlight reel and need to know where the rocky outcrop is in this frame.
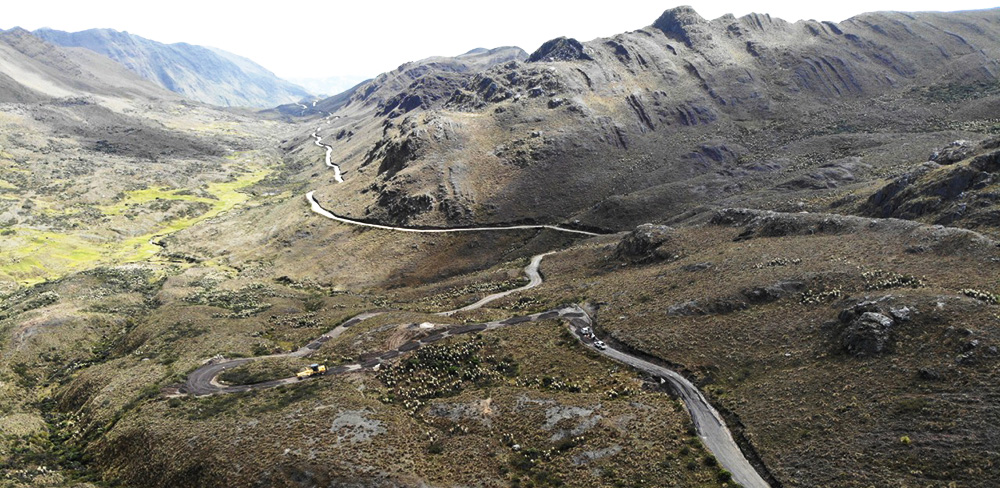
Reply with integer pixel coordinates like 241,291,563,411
970,150,1000,173
742,281,805,304
777,159,863,190
374,190,435,225
667,280,804,316
652,6,708,47
859,142,1000,227
713,208,853,239
836,299,913,356
712,208,997,255
528,37,593,63
842,311,895,356
615,224,677,262
931,140,976,164
330,47,527,115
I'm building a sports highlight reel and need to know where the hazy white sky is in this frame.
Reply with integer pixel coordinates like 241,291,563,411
4,0,999,83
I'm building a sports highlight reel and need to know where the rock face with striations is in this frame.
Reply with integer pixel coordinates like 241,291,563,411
652,5,707,46
301,6,1000,230
32,28,311,107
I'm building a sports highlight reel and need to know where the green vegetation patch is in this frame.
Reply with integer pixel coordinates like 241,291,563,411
83,266,163,295
0,169,269,288
100,187,216,216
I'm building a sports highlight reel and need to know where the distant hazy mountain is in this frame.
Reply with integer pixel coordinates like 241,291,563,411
33,27,312,108
288,75,372,98
0,27,173,103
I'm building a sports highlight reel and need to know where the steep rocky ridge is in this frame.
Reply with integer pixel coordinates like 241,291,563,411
33,28,311,108
308,46,528,117
300,7,1000,231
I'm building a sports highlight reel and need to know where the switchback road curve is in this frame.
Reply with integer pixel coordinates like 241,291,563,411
182,131,771,487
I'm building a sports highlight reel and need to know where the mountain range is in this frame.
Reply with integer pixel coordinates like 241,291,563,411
299,6,1000,231
31,27,312,108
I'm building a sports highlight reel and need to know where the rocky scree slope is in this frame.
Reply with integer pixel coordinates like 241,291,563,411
298,6,1000,231
33,27,312,108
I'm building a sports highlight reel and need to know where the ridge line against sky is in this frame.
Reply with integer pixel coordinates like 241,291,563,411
4,0,999,90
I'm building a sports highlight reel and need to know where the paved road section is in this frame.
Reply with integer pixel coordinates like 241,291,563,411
565,318,770,488
307,191,599,236
311,131,343,182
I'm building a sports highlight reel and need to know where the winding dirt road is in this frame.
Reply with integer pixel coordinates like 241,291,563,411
181,130,770,487
182,249,559,395
437,251,552,316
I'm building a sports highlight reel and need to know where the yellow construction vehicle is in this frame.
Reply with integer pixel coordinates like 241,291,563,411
296,363,327,380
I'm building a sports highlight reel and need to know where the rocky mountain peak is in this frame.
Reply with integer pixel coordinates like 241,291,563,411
653,5,707,46
1,27,43,47
2,26,31,36
527,37,592,63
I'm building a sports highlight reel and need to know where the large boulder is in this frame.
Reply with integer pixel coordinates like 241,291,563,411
836,299,910,356
615,224,677,262
842,312,895,356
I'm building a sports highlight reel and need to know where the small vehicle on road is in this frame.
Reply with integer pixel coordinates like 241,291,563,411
580,327,592,337
296,363,327,380
593,340,607,350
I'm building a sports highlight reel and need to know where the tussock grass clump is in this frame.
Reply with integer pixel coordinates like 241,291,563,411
376,338,516,414
862,269,925,291
800,288,843,304
753,257,801,269
960,288,998,304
